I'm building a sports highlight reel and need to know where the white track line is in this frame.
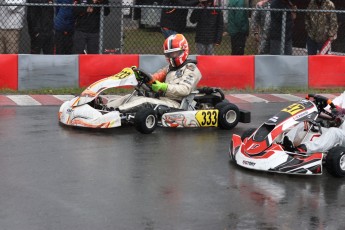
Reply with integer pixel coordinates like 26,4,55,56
230,94,269,103
53,95,76,102
7,95,41,106
271,94,303,101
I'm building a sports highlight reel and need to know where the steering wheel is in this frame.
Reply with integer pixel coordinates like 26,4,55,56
132,68,153,84
132,67,161,98
306,94,336,119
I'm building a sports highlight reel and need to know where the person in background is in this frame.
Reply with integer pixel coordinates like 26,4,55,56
228,0,250,55
54,0,76,54
305,0,338,55
27,0,55,54
73,0,110,54
269,0,296,55
0,0,26,54
160,0,199,39
190,0,224,55
251,0,271,54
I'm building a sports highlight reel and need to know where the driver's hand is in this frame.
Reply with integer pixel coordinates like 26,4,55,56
152,80,168,93
132,66,143,80
331,106,345,116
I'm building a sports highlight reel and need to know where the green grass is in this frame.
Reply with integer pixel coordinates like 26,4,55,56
122,27,257,55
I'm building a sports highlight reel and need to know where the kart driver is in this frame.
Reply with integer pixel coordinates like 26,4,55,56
284,91,345,154
106,33,202,111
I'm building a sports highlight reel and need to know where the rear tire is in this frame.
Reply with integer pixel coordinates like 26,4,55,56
325,146,345,177
218,103,240,130
215,100,229,110
134,107,157,134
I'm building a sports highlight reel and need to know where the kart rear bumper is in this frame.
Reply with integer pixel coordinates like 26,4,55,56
239,109,251,123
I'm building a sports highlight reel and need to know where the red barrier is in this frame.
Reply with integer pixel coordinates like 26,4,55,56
79,54,139,87
0,55,18,90
196,55,255,89
309,55,345,88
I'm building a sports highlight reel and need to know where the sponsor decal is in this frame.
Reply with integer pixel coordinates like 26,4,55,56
248,143,260,150
183,80,192,85
242,160,256,166
67,108,73,113
268,116,278,123
186,64,195,71
294,111,308,120
175,69,183,78
186,75,194,82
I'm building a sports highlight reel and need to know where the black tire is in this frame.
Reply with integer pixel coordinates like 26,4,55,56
241,128,257,141
134,107,157,134
215,100,229,109
218,103,240,130
325,146,345,177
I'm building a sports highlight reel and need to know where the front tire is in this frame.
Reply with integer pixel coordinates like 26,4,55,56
218,103,240,130
325,146,345,177
134,107,157,134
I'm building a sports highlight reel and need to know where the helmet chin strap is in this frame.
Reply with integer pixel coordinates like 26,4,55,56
169,58,176,67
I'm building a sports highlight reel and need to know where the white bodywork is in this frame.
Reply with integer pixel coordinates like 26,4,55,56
58,68,137,128
59,100,122,128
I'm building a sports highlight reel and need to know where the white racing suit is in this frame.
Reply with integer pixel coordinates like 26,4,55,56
107,61,202,111
286,91,345,153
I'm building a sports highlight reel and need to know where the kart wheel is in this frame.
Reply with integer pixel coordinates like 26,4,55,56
325,146,345,177
134,108,157,134
215,100,229,109
218,103,240,130
241,128,256,141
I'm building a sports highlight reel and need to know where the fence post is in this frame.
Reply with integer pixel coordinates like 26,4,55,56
280,11,286,55
120,7,124,54
99,6,105,54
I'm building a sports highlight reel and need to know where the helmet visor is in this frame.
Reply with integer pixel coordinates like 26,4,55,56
165,50,184,59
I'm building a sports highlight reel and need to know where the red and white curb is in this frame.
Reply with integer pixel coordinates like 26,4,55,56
0,94,340,106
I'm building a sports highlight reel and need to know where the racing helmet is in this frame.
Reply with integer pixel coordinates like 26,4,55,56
163,34,189,67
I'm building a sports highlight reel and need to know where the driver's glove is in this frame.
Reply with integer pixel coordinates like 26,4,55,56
331,106,345,116
152,80,168,93
131,66,142,80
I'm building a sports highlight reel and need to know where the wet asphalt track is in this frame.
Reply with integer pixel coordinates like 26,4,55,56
1,103,345,230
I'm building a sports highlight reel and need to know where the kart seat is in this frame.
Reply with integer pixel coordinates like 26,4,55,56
179,92,197,110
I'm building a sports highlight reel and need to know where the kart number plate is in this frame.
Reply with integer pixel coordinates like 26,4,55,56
281,103,305,115
110,68,133,80
196,110,218,127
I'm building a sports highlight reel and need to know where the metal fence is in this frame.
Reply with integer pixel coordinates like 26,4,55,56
0,2,344,55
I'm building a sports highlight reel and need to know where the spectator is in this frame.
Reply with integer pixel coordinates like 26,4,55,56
269,0,296,55
73,0,110,54
305,0,338,55
251,0,271,54
160,0,199,39
190,0,224,55
0,0,26,54
228,0,250,55
27,0,55,54
54,0,75,54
